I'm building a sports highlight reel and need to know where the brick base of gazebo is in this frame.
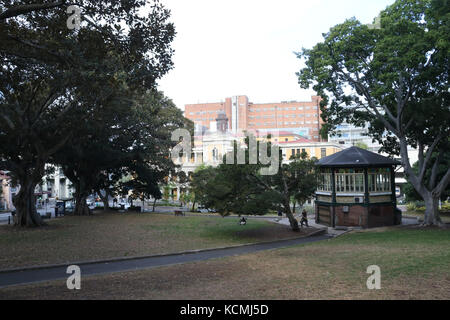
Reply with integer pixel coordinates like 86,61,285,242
316,203,399,229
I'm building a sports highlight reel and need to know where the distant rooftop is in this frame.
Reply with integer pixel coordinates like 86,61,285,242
278,137,312,144
318,147,400,167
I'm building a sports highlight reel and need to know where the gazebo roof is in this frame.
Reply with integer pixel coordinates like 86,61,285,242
318,146,400,168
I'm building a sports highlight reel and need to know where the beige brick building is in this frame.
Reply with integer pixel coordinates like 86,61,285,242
185,95,324,142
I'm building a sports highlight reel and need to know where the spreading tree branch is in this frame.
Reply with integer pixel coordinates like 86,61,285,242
0,1,66,21
418,133,443,183
434,168,450,198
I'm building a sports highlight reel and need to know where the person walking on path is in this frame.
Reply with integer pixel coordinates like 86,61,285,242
300,209,309,227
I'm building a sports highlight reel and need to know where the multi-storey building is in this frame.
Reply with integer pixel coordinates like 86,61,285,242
328,123,382,153
167,113,343,201
0,171,15,211
185,95,324,142
0,166,74,212
39,166,74,200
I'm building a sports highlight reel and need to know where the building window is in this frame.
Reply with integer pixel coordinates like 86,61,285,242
368,168,391,192
212,148,219,161
355,174,364,192
321,148,327,158
318,170,332,192
335,169,365,194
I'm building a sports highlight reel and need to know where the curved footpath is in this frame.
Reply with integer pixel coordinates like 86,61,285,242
0,231,331,289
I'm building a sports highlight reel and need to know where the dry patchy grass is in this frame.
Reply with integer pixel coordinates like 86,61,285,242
2,226,449,300
0,211,310,269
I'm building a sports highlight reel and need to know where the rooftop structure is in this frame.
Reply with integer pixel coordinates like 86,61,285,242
315,147,402,229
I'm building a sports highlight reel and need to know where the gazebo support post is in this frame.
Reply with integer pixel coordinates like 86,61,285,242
364,168,370,228
391,166,396,208
331,168,336,228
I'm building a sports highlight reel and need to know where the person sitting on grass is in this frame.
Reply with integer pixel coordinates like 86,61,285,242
300,209,309,227
239,217,247,225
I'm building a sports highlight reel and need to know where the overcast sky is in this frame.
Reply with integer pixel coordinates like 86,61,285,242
157,0,395,111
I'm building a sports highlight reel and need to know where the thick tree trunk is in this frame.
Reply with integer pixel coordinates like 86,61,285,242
399,137,447,227
152,198,157,212
72,176,92,216
102,197,109,210
96,189,109,210
191,200,196,212
284,199,300,232
12,179,45,227
423,192,443,226
74,194,91,216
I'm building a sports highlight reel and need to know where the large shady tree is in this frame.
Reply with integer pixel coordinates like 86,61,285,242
297,0,449,226
0,0,175,226
191,140,318,232
52,90,189,216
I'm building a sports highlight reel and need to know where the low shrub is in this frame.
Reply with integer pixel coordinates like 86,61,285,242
414,201,425,208
441,202,450,212
406,202,417,211
416,207,426,213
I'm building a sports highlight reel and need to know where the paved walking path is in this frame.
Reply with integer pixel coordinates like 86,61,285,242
0,233,331,289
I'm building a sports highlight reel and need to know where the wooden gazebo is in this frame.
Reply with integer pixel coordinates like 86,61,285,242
315,147,401,228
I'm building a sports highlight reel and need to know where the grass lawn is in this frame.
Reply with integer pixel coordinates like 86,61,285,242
0,211,312,270
1,226,449,300
180,211,280,218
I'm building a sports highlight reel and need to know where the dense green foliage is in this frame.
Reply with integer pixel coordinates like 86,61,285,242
297,0,449,225
404,151,450,202
0,1,188,225
191,139,318,231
